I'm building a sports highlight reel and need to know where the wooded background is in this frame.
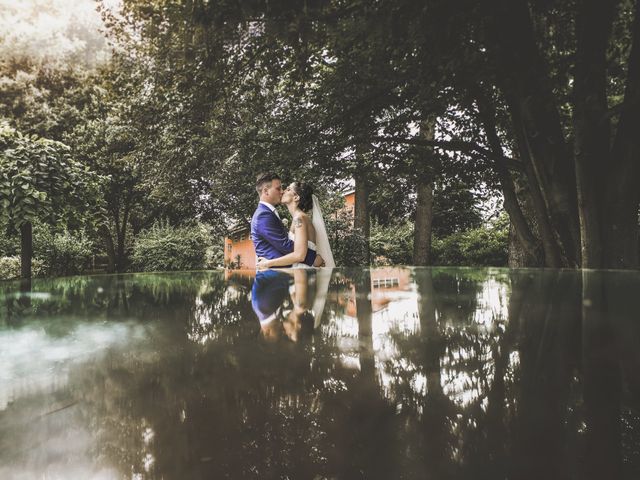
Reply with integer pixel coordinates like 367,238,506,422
1,0,639,277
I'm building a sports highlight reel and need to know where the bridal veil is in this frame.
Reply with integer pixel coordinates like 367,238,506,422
311,194,336,268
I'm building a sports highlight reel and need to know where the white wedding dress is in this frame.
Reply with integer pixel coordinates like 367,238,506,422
288,231,316,269
288,194,336,268
286,267,333,328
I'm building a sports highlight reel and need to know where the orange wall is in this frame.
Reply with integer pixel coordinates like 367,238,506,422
344,192,355,208
224,236,256,269
341,192,355,221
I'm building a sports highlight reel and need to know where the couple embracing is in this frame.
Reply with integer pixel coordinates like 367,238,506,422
251,172,335,269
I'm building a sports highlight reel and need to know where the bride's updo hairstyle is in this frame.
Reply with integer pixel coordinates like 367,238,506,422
291,182,313,212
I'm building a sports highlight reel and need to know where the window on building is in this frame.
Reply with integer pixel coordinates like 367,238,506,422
373,278,399,289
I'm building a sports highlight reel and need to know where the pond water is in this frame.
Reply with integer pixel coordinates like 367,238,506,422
1,267,639,479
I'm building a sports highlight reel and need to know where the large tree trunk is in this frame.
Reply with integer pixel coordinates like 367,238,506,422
354,162,370,265
486,0,581,266
573,0,618,268
413,118,435,266
111,201,129,273
475,90,541,265
413,182,433,266
603,0,640,269
20,221,32,279
508,222,536,267
116,209,130,273
511,112,564,267
100,224,117,273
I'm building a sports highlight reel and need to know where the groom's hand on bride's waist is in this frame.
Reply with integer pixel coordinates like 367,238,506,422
313,255,325,267
256,257,271,269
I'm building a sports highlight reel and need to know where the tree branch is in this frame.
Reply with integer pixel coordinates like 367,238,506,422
371,135,523,171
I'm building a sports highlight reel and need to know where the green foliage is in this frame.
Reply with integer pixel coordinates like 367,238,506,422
432,181,485,237
205,240,225,269
325,213,369,267
432,215,509,267
0,256,45,281
0,123,103,229
33,228,94,278
0,61,97,141
0,256,21,281
1,221,92,279
132,222,210,272
0,224,18,257
370,220,414,266
2,0,634,270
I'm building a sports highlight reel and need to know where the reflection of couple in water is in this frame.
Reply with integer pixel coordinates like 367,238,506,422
251,268,332,342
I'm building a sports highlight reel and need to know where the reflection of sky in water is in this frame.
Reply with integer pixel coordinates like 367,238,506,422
189,283,215,345
0,321,146,410
373,291,422,397
0,319,147,480
472,274,509,328
0,269,637,478
5,271,516,479
188,281,246,345
324,273,510,408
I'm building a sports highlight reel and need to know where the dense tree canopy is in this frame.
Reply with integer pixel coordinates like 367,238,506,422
0,123,102,277
97,0,639,268
2,0,639,274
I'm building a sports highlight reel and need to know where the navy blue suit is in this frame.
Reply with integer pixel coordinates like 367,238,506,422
250,203,317,267
251,270,291,323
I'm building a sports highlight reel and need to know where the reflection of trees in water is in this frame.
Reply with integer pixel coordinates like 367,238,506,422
378,269,497,478
379,269,640,479
2,269,640,478
0,272,254,336
76,271,640,478
1,274,185,324
71,313,349,477
56,270,397,478
431,268,483,326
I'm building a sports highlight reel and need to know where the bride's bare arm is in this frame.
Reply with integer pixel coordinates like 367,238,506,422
257,215,309,268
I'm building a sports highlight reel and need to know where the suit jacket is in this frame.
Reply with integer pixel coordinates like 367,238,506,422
251,270,290,323
250,203,317,267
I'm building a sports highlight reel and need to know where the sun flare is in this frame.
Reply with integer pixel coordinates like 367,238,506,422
0,0,112,66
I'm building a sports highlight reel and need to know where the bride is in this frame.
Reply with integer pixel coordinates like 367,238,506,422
256,181,335,269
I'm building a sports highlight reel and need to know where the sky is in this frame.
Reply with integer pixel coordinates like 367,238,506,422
0,0,115,67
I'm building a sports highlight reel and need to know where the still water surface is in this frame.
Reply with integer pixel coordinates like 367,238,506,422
1,267,639,479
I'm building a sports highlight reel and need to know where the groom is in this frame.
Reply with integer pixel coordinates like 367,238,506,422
251,172,318,267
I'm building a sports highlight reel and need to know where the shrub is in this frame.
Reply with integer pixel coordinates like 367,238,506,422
205,243,225,269
370,219,414,265
432,234,465,266
0,226,18,257
132,222,208,272
461,226,509,266
432,215,509,267
325,213,369,267
0,256,45,280
0,256,21,280
34,229,94,277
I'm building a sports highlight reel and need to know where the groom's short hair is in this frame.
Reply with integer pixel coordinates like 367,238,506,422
256,172,281,194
